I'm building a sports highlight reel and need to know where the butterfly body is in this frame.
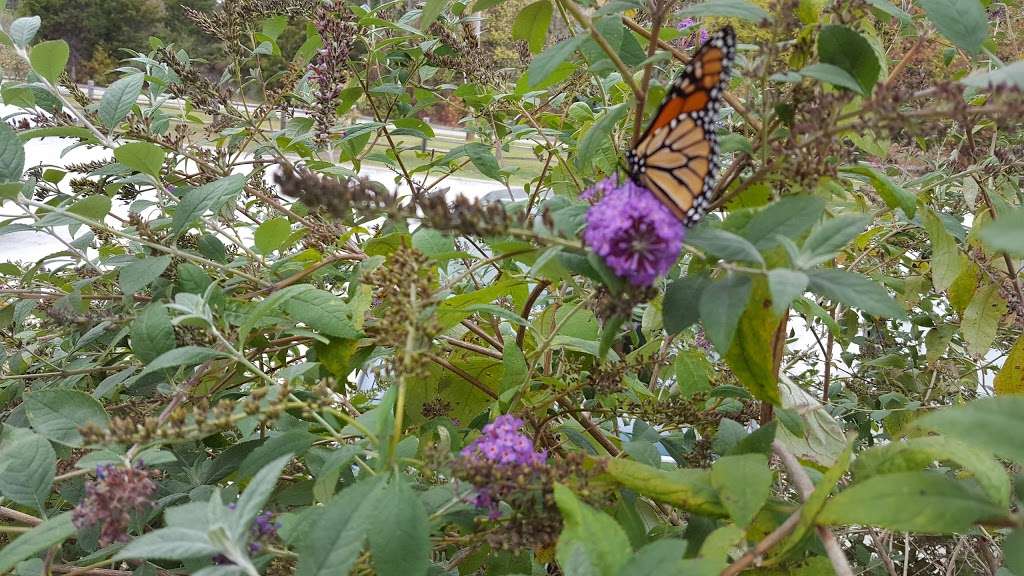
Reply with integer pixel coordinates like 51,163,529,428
627,26,736,226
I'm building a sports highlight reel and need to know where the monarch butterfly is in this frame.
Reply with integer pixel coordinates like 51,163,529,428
627,26,736,226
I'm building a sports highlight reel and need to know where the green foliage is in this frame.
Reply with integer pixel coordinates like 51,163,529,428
0,2,1022,575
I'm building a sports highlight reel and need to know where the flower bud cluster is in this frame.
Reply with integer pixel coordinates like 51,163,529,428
72,462,158,546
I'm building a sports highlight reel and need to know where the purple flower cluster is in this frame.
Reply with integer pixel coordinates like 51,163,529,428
456,416,548,519
214,509,281,564
460,415,546,467
72,462,157,546
676,17,710,48
582,177,685,286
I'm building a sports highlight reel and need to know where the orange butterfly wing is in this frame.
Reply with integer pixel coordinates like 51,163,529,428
628,27,736,225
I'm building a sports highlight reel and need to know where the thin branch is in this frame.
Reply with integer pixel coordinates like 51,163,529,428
720,509,803,576
427,353,499,399
559,0,645,102
0,506,41,526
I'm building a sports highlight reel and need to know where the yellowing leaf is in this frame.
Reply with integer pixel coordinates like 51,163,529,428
994,336,1024,395
961,283,1007,357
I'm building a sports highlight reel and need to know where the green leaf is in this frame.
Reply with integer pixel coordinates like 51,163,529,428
28,40,69,84
798,215,871,269
393,117,434,139
281,287,361,339
677,0,770,22
114,142,165,179
840,164,917,218
617,540,685,576
233,453,292,541
70,195,112,221
131,304,176,363
602,458,724,516
296,477,381,576
674,349,712,397
817,25,880,95
912,397,1024,465
918,0,987,55
254,216,291,254
0,426,55,509
962,60,1024,91
138,346,228,378
119,255,172,296
513,0,553,54
8,16,41,48
710,454,771,528
238,434,312,479
994,336,1024,396
529,35,585,87
818,472,1005,532
699,273,752,355
978,207,1024,257
554,484,632,576
663,276,708,335
366,476,431,576
99,73,144,130
724,278,781,404
576,104,628,171
1005,529,1024,576
852,436,1010,509
923,208,962,292
0,123,25,182
865,0,911,23
419,0,447,30
961,283,1006,357
799,63,864,94
24,389,110,447
806,269,904,318
767,269,808,315
738,195,825,249
115,527,219,561
171,174,246,236
0,513,74,573
687,226,764,266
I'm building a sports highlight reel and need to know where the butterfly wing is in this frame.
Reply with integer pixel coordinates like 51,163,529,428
628,26,736,225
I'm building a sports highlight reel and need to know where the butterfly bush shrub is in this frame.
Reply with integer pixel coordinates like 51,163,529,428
1,1,1024,575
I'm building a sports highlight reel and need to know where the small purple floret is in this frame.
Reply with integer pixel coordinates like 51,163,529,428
582,177,685,286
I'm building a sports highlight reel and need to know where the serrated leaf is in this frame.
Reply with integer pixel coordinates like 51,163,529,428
280,287,360,338
131,303,176,363
119,255,172,296
171,174,246,236
674,349,712,397
710,454,771,528
913,397,1024,465
9,16,41,48
554,484,632,576
687,226,764,266
818,25,880,94
806,269,905,318
513,0,553,54
114,142,166,179
238,434,312,479
115,527,219,561
724,278,781,404
0,122,25,182
918,0,987,55
24,389,110,447
738,195,825,249
29,40,69,84
296,477,382,576
254,216,291,254
961,283,1006,356
138,346,228,378
923,208,962,292
99,73,144,130
366,476,431,576
819,472,1004,532
0,513,74,573
602,458,724,516
798,215,870,269
699,273,752,355
0,426,55,509
767,269,808,315
994,336,1024,395
232,453,292,541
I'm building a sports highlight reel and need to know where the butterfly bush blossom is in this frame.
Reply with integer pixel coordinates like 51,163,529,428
72,462,158,546
213,508,281,564
676,17,710,48
582,177,685,286
456,415,547,519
